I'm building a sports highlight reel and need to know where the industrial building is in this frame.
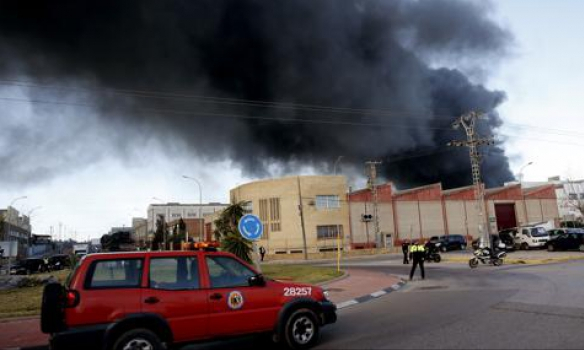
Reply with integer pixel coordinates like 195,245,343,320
229,175,560,256
230,175,350,255
349,182,559,247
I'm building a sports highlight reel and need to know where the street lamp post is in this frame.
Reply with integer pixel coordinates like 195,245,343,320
26,206,42,255
518,162,534,185
182,175,203,242
333,156,344,175
518,162,534,225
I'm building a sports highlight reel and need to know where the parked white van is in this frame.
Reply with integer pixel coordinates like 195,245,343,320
514,225,551,250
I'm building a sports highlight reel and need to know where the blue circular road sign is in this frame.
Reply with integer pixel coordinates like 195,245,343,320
238,214,263,241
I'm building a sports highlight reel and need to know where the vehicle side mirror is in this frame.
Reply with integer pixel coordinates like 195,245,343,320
248,274,266,287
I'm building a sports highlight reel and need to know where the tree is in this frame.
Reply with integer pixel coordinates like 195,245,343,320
151,216,165,250
214,202,252,263
172,218,187,244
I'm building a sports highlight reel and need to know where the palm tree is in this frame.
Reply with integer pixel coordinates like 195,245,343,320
214,202,252,263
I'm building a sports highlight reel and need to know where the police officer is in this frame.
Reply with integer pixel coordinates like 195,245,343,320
401,240,410,264
409,240,425,281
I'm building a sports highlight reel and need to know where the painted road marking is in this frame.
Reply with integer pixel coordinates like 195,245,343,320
337,300,359,309
371,290,387,297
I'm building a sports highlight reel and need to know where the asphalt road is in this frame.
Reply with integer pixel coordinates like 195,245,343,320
185,259,584,349
21,258,584,350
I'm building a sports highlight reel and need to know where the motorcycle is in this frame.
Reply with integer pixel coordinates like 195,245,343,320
469,243,506,268
425,242,442,263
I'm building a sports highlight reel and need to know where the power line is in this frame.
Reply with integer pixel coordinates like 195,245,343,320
0,96,458,131
0,79,482,122
5,79,584,139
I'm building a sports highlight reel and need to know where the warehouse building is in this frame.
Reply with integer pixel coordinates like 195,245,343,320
229,175,559,256
349,182,560,247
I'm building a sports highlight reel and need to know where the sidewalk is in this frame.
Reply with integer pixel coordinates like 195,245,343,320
0,317,47,349
0,268,404,350
321,268,405,308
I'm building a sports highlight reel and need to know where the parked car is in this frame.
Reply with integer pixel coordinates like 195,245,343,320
560,221,584,228
497,229,517,251
545,230,584,252
9,260,28,275
438,235,467,252
9,258,48,275
41,250,337,350
548,228,584,241
48,254,71,270
514,226,550,250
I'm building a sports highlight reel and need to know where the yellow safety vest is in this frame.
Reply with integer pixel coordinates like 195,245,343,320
409,244,424,253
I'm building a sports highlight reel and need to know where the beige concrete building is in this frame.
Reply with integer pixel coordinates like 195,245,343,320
230,175,350,255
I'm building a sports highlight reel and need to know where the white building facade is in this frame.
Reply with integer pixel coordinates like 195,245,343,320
146,202,228,233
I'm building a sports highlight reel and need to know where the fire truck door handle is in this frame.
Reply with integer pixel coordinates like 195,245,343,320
210,293,223,300
144,296,160,304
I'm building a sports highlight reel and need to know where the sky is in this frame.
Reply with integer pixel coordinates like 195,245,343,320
2,0,584,240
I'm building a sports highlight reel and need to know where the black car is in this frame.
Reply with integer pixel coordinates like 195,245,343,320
546,230,584,252
547,228,584,241
9,261,28,275
438,234,467,252
9,258,47,275
48,254,71,270
498,229,517,251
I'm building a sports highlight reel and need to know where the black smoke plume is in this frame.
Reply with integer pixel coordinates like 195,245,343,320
0,0,513,188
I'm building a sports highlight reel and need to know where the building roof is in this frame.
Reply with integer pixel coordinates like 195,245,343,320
231,175,347,190
522,184,558,199
484,184,522,200
348,182,394,202
393,183,442,201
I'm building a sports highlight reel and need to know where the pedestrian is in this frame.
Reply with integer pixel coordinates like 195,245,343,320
401,240,410,264
259,246,266,262
409,240,425,281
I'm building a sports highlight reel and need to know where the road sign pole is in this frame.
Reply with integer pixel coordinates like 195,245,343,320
238,214,264,274
252,242,262,273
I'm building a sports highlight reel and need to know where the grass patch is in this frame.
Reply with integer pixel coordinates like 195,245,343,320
0,285,44,319
261,264,343,285
0,270,71,320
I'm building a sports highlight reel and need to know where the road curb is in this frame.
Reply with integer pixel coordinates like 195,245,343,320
0,316,39,324
444,256,584,265
336,279,407,310
318,270,350,286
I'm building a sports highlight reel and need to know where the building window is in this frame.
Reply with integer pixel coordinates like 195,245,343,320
258,197,281,237
315,195,340,209
171,213,182,218
269,198,281,232
569,193,578,200
186,212,197,218
242,201,253,214
317,225,343,239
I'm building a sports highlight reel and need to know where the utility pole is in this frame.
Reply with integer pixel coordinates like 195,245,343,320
366,161,382,253
447,111,494,248
297,176,308,260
